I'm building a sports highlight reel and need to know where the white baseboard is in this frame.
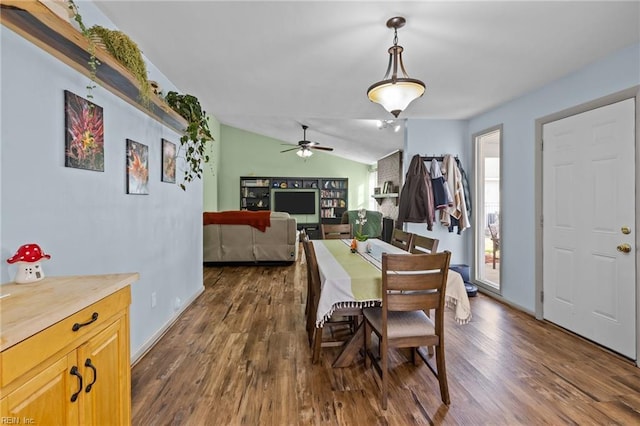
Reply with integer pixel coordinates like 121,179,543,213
130,286,205,366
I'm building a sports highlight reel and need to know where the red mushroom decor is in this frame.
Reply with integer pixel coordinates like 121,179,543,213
6,243,51,283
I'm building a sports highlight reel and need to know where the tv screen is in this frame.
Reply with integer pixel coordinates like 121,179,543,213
273,190,316,214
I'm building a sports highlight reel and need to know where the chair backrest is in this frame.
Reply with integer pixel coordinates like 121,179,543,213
390,229,414,251
409,234,439,254
381,251,451,315
302,239,322,311
321,223,352,239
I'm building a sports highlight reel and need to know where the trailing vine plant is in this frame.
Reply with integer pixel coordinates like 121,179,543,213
86,25,151,106
164,91,214,190
67,0,100,100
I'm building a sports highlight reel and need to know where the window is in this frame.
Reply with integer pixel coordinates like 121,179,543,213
473,126,501,291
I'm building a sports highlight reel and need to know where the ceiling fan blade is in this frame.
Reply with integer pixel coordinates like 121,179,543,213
280,147,299,153
312,146,334,151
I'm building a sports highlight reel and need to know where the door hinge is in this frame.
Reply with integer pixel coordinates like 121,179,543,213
540,291,544,303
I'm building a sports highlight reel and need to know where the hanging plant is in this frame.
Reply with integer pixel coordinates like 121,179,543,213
67,0,100,99
86,25,151,106
164,91,214,190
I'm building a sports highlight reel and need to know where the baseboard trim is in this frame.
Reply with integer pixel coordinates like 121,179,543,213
130,286,205,366
477,287,535,316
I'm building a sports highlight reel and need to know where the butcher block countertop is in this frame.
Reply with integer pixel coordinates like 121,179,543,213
0,273,139,351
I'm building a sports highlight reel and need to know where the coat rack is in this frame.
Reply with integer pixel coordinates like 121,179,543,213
421,154,460,163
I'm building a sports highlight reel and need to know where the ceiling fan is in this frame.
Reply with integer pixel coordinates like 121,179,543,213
280,125,334,158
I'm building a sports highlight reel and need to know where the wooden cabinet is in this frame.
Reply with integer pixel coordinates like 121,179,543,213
0,273,138,425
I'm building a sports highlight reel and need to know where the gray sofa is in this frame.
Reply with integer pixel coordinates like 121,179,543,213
203,211,299,263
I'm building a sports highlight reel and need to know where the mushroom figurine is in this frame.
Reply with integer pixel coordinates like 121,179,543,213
6,243,51,284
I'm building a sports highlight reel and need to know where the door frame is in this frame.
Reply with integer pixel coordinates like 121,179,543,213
534,86,640,365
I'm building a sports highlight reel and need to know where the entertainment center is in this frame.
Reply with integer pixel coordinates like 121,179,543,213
240,176,348,238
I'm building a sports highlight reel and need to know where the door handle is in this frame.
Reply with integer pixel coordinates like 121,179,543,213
617,243,632,254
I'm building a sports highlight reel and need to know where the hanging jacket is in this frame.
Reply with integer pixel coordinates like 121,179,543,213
430,159,452,210
456,158,472,217
397,154,435,230
440,154,470,233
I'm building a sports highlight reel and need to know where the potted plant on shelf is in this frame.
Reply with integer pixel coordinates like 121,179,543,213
353,208,369,254
86,25,152,106
67,0,100,99
164,91,214,190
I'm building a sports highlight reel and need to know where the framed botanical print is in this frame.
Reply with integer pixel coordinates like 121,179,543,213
161,139,176,183
64,90,104,171
126,139,149,194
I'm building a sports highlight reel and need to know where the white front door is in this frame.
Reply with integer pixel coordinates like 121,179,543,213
542,98,636,359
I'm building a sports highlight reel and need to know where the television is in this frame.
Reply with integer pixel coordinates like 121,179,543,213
271,188,319,224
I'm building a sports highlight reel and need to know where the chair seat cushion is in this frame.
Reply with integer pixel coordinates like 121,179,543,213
363,307,435,339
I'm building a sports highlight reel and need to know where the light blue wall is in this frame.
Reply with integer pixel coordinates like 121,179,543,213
403,119,470,266
218,125,371,212
405,43,639,312
1,12,204,360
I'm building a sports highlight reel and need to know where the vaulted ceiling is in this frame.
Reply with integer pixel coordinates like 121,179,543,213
94,1,640,164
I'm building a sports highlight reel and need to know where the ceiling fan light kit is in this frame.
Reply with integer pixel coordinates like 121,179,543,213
297,148,313,158
280,125,334,158
367,16,426,118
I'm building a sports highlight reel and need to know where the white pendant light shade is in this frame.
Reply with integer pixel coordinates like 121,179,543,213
367,78,425,118
367,17,425,117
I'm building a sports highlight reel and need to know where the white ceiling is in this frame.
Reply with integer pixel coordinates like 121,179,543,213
94,1,640,165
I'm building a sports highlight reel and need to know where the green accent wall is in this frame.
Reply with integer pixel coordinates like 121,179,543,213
215,125,371,212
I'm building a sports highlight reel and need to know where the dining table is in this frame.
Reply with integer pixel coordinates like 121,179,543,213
312,238,472,367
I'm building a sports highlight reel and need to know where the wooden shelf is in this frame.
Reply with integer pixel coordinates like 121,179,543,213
372,193,399,205
0,0,188,133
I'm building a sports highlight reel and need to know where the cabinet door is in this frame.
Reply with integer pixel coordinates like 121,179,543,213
1,352,79,424
79,316,131,426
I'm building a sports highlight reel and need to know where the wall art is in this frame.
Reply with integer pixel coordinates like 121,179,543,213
126,139,149,194
161,139,176,183
64,90,104,171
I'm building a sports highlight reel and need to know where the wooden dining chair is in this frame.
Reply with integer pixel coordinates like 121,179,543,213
301,234,319,347
390,228,414,251
363,251,452,409
321,223,353,239
299,229,311,316
409,234,439,254
303,239,361,363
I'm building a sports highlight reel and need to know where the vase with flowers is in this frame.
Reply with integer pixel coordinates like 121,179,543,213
353,208,369,254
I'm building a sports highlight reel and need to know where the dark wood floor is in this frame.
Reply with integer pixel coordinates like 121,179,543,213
131,249,640,425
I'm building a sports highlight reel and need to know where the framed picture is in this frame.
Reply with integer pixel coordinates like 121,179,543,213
383,181,394,194
374,187,381,195
64,90,104,171
126,139,149,194
161,139,176,183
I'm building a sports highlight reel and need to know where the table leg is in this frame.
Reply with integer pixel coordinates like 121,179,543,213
332,321,365,368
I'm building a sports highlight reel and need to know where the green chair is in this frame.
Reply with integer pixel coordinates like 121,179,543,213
341,210,383,239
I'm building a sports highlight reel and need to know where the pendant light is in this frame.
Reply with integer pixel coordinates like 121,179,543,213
367,17,425,117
